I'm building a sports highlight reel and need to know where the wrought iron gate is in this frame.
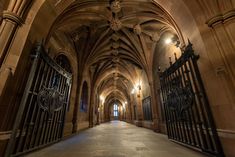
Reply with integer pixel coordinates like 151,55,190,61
5,43,72,157
159,42,224,157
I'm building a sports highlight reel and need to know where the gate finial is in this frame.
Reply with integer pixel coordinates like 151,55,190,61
188,39,192,45
174,53,177,61
185,39,193,53
169,57,172,65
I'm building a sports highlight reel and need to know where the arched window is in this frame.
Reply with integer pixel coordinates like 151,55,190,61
55,54,72,73
113,104,118,117
80,81,88,112
55,54,72,110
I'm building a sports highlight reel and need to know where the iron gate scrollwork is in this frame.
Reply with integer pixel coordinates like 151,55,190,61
159,42,224,157
37,86,65,113
5,43,72,157
166,77,194,121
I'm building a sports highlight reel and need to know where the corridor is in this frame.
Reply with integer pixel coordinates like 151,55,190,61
26,121,206,157
1,0,234,156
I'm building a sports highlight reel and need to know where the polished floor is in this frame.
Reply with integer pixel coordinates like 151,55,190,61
25,121,207,157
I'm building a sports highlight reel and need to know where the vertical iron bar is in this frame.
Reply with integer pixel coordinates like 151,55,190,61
168,72,181,141
160,78,171,138
29,63,50,148
188,58,211,150
184,61,202,148
47,75,64,143
15,59,44,153
4,43,42,157
39,69,55,145
165,74,176,140
22,61,46,151
34,66,52,147
159,44,224,156
174,66,188,143
172,72,184,142
191,56,224,156
179,61,197,146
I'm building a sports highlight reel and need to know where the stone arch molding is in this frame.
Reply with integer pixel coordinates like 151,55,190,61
55,52,74,73
0,0,209,122
0,0,204,130
0,0,218,76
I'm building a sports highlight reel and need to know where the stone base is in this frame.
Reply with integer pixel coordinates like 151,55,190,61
142,121,153,129
135,120,142,127
0,131,11,157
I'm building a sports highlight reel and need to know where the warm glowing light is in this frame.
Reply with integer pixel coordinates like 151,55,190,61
124,101,127,104
123,103,126,110
135,84,141,91
131,88,135,94
135,80,142,90
100,96,104,102
165,38,172,44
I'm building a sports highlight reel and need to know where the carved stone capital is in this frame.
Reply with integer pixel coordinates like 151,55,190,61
110,18,122,31
207,9,235,27
110,0,121,13
133,24,142,35
0,131,12,140
151,32,160,42
111,41,120,49
111,33,120,41
89,65,96,74
3,11,23,25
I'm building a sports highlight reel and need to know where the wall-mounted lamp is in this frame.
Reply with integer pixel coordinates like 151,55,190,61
120,106,123,111
165,37,180,47
131,81,142,97
100,95,104,104
123,102,127,110
137,84,141,90
100,96,104,101
131,88,135,94
165,38,172,44
136,84,141,98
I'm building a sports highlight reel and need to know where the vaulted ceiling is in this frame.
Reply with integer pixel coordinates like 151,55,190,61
49,0,179,108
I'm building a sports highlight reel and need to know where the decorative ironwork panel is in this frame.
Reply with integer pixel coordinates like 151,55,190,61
5,43,72,157
142,96,152,121
133,105,137,120
159,42,224,157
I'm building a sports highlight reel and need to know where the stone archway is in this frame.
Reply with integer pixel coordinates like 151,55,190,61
1,0,235,156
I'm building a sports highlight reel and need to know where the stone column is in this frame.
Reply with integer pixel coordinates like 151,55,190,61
72,75,82,133
128,102,132,122
136,93,143,127
0,0,32,66
204,5,235,157
149,80,160,132
0,0,32,110
202,0,235,88
89,67,96,127
89,92,95,127
97,98,101,125
129,98,134,122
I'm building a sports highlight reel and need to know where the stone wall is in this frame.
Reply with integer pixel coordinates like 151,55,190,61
0,0,234,156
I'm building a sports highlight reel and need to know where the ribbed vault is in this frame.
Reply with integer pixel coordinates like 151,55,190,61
48,0,180,116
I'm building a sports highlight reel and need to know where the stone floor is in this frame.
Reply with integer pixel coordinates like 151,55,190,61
25,121,207,157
